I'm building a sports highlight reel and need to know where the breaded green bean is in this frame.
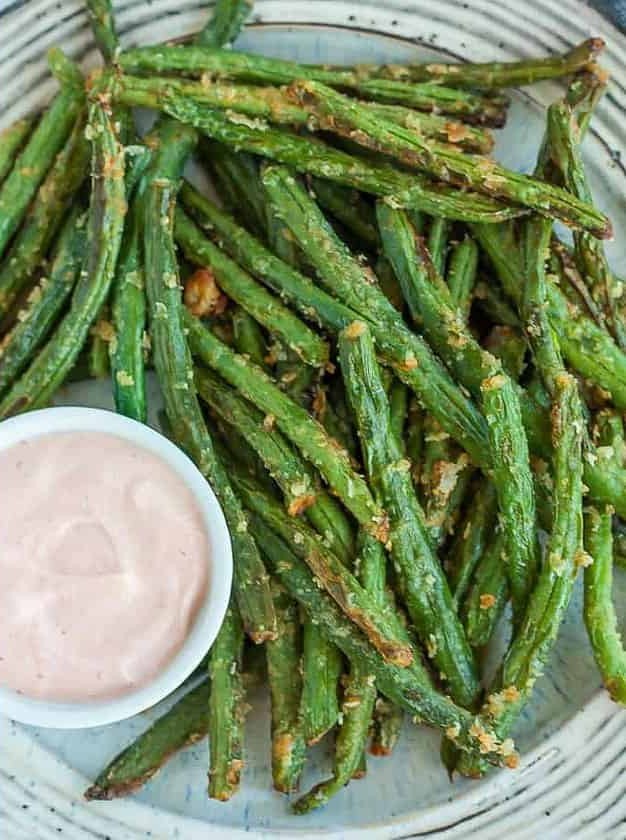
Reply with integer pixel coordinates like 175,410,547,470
583,506,626,706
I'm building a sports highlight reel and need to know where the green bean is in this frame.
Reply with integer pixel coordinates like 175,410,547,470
0,118,32,185
426,217,450,276
144,178,275,643
88,303,111,379
521,216,563,393
84,678,210,800
195,366,318,522
583,506,626,705
208,601,247,800
388,378,409,453
119,45,510,125
124,101,527,222
0,208,86,397
300,622,343,745
266,579,307,791
291,81,610,235
295,527,386,809
462,529,508,649
480,371,538,617
321,38,604,89
481,372,585,750
447,480,498,611
339,321,479,708
405,398,424,488
547,98,626,350
472,279,522,328
484,326,527,380
0,115,89,320
110,186,147,420
310,179,379,249
201,0,253,48
370,697,403,756
115,74,499,149
0,53,84,259
474,224,626,516
232,470,414,667
85,0,119,62
447,237,479,320
84,147,146,398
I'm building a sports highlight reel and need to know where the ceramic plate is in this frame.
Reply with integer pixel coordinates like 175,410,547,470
1,1,626,837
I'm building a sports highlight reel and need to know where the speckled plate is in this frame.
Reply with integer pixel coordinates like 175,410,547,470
2,2,626,837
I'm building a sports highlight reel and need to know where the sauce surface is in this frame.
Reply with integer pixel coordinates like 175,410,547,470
0,431,209,702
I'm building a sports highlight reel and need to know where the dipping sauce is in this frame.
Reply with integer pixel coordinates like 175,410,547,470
0,431,209,702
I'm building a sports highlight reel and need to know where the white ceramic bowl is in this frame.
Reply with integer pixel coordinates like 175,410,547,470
0,406,232,729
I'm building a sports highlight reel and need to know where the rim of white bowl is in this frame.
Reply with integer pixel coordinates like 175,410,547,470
0,406,232,729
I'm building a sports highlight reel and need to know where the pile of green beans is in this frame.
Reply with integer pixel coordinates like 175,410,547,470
3,0,625,815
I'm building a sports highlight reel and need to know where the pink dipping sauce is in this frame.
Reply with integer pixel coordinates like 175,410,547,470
0,431,209,702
